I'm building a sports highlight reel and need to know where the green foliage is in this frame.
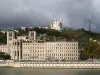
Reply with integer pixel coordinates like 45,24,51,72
17,28,29,36
0,32,7,44
33,27,60,37
81,41,100,60
0,52,11,60
4,54,11,60
1,27,100,44
30,28,100,41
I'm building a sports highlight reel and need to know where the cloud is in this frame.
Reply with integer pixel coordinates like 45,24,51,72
0,0,100,32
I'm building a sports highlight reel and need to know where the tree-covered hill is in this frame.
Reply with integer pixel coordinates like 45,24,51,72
0,27,100,44
31,27,100,42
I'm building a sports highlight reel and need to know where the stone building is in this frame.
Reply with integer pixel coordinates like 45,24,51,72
0,30,79,61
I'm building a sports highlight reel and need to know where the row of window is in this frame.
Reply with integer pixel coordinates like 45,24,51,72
23,47,44,49
46,50,78,53
23,54,45,56
23,46,78,49
22,57,78,60
0,49,7,52
23,50,78,53
23,53,78,57
12,42,20,45
46,54,78,56
23,43,78,46
46,47,78,49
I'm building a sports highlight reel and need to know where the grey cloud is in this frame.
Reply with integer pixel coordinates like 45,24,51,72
0,0,100,32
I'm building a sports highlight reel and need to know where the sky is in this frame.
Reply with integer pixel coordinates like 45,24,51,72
0,0,100,32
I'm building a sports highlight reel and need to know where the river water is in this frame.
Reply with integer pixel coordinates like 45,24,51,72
0,68,100,75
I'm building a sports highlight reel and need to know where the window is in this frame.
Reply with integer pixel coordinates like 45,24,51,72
58,44,59,46
9,32,12,37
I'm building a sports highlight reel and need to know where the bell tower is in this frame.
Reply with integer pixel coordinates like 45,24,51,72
7,30,15,45
28,31,36,41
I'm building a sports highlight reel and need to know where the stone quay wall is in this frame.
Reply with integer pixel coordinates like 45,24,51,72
1,61,100,69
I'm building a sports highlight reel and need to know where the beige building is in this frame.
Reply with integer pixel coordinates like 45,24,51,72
0,45,8,53
22,41,79,61
0,30,79,61
8,39,22,61
6,30,37,61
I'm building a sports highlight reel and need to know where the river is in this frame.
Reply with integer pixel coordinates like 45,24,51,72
0,68,100,75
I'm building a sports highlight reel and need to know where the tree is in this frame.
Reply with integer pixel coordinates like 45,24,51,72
0,52,11,60
81,41,100,60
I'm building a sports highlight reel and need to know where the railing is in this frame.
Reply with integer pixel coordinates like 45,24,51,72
19,61,100,68
1,61,100,68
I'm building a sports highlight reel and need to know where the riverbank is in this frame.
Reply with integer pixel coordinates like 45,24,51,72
0,61,100,69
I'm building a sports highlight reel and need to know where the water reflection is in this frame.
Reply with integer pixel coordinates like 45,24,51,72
0,68,100,75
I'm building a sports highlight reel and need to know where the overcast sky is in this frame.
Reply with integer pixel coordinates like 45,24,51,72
0,0,100,32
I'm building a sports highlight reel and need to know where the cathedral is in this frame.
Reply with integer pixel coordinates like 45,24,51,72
50,18,63,31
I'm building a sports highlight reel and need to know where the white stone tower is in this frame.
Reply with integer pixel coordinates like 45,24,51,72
7,30,16,60
7,30,15,45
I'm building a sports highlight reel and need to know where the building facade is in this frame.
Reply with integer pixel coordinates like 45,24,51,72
0,45,8,53
0,30,79,61
22,42,79,61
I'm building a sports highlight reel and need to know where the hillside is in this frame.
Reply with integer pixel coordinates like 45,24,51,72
0,28,100,44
